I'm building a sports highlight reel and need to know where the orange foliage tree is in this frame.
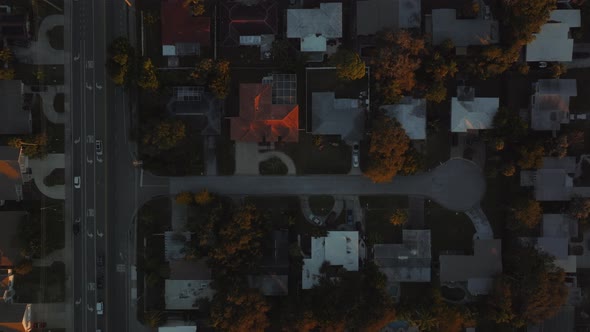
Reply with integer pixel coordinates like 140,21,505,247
365,116,411,183
211,288,270,332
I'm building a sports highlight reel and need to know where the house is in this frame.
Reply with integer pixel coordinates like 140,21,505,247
0,302,32,332
0,147,27,202
248,230,289,296
429,8,499,52
439,239,502,295
528,306,575,332
161,0,210,57
287,3,342,53
526,10,581,62
451,86,499,133
219,0,278,52
380,97,426,140
165,259,214,310
356,0,420,36
311,92,364,142
0,212,27,268
302,231,359,289
530,79,577,131
520,157,590,201
230,75,299,143
0,81,32,135
159,326,197,332
166,86,221,135
373,230,431,282
164,231,191,262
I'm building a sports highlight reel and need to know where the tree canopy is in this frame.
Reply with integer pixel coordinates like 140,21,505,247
517,145,545,170
8,134,49,159
137,58,159,91
487,244,568,327
210,288,270,332
183,0,205,16
330,49,366,81
502,0,556,45
191,59,231,99
365,116,411,183
107,37,134,86
512,199,542,229
142,119,186,152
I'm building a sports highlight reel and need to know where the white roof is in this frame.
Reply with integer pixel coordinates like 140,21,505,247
302,231,359,289
431,9,499,47
165,279,214,310
287,3,342,51
555,255,577,273
240,35,261,46
159,327,197,332
526,10,580,62
381,98,426,140
531,79,577,130
163,45,176,56
301,34,327,52
451,97,499,132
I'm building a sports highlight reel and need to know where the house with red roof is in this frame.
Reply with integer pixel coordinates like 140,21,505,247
230,75,299,143
161,0,211,56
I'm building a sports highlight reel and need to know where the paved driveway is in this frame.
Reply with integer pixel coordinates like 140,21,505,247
14,15,65,65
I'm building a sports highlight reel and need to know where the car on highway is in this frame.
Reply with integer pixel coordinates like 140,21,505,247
352,144,359,168
97,253,104,267
96,302,104,315
309,214,321,225
96,140,103,155
74,176,81,189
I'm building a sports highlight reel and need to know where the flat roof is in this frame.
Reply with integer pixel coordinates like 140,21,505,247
439,239,502,284
451,97,499,132
381,98,426,140
431,9,499,47
165,280,214,310
0,80,30,136
526,10,580,62
356,0,420,36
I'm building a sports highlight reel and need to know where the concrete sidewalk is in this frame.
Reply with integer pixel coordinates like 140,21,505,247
29,153,65,199
25,85,66,124
14,15,65,65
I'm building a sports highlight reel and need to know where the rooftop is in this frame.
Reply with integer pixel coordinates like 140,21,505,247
431,8,499,47
230,83,299,143
542,214,578,239
535,169,573,201
166,86,221,136
381,97,426,140
374,230,431,282
287,3,342,52
165,279,214,310
0,81,31,136
530,79,577,131
219,0,278,47
302,231,359,289
161,0,210,55
356,0,420,36
0,147,23,201
0,302,29,332
164,231,191,262
311,92,364,142
526,10,581,62
451,87,499,132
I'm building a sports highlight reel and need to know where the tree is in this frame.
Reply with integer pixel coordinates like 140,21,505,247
142,119,186,151
175,191,194,205
468,45,520,79
210,289,270,332
144,310,165,328
194,189,213,205
518,145,545,169
0,68,15,80
365,116,411,183
183,0,205,16
330,49,366,81
547,134,568,158
191,59,231,99
424,82,447,103
550,62,567,78
513,199,542,228
389,209,408,226
0,47,13,63
14,260,33,275
492,107,528,143
568,197,590,223
425,51,457,82
501,163,516,177
108,37,133,85
503,0,556,45
137,58,159,91
488,244,568,327
8,134,49,159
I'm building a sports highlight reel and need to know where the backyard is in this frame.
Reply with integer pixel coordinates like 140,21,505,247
361,195,408,244
278,133,352,174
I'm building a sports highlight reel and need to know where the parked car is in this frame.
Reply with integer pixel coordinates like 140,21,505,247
346,210,353,225
96,302,104,315
74,176,81,189
352,144,359,168
539,61,548,68
96,140,103,155
97,253,104,267
309,214,321,225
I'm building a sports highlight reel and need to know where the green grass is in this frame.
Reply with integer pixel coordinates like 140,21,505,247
279,133,352,174
46,25,64,50
425,201,475,257
14,262,65,303
361,195,408,244
308,195,335,216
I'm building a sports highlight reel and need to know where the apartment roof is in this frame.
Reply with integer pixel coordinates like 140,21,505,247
287,3,342,51
0,147,22,201
381,97,426,140
356,0,420,36
431,9,499,47
0,81,30,135
439,239,502,289
526,10,580,62
311,92,364,142
230,83,299,143
161,0,210,55
451,96,499,132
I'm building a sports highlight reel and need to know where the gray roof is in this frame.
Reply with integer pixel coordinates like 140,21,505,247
381,98,426,140
287,3,342,51
311,92,364,142
542,214,578,239
542,157,577,173
167,87,221,136
0,147,22,201
526,10,581,62
356,0,420,36
0,211,26,267
374,230,431,282
431,9,499,47
164,231,191,261
535,169,573,201
0,302,27,331
439,239,502,283
531,79,577,131
536,237,569,258
0,80,31,135
247,274,288,296
528,305,575,332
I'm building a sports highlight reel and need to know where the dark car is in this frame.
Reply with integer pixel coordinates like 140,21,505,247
97,275,104,289
346,210,353,225
97,254,104,267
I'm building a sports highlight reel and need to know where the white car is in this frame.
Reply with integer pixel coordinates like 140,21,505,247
96,302,103,315
352,144,360,168
309,214,321,225
95,140,103,156
74,176,81,189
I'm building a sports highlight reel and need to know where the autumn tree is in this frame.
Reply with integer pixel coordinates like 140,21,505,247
330,49,366,81
365,116,411,183
492,107,528,144
487,244,568,327
210,288,270,332
503,0,556,45
547,134,569,158
137,58,159,91
468,45,520,79
183,0,205,16
568,197,590,223
550,62,567,78
424,82,447,103
8,133,49,159
191,59,231,99
175,191,194,205
142,119,186,151
0,47,15,80
194,189,213,205
107,37,133,85
512,199,542,229
389,209,408,226
501,163,516,177
518,145,545,169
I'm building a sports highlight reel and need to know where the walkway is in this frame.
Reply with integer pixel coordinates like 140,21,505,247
203,136,217,176
259,150,296,175
464,205,494,239
170,158,486,212
25,85,66,124
29,153,65,199
235,141,298,175
13,15,65,65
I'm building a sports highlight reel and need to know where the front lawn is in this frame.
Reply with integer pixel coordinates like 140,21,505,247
278,133,352,174
425,201,475,257
361,195,408,244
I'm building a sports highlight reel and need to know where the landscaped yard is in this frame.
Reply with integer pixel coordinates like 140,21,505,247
361,195,408,244
14,262,65,303
14,64,64,85
425,201,475,257
278,133,352,174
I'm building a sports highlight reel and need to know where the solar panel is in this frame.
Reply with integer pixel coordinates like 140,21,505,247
271,74,297,105
174,86,204,102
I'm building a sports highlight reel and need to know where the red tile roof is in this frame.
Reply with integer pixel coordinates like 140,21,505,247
231,83,299,142
161,0,211,46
